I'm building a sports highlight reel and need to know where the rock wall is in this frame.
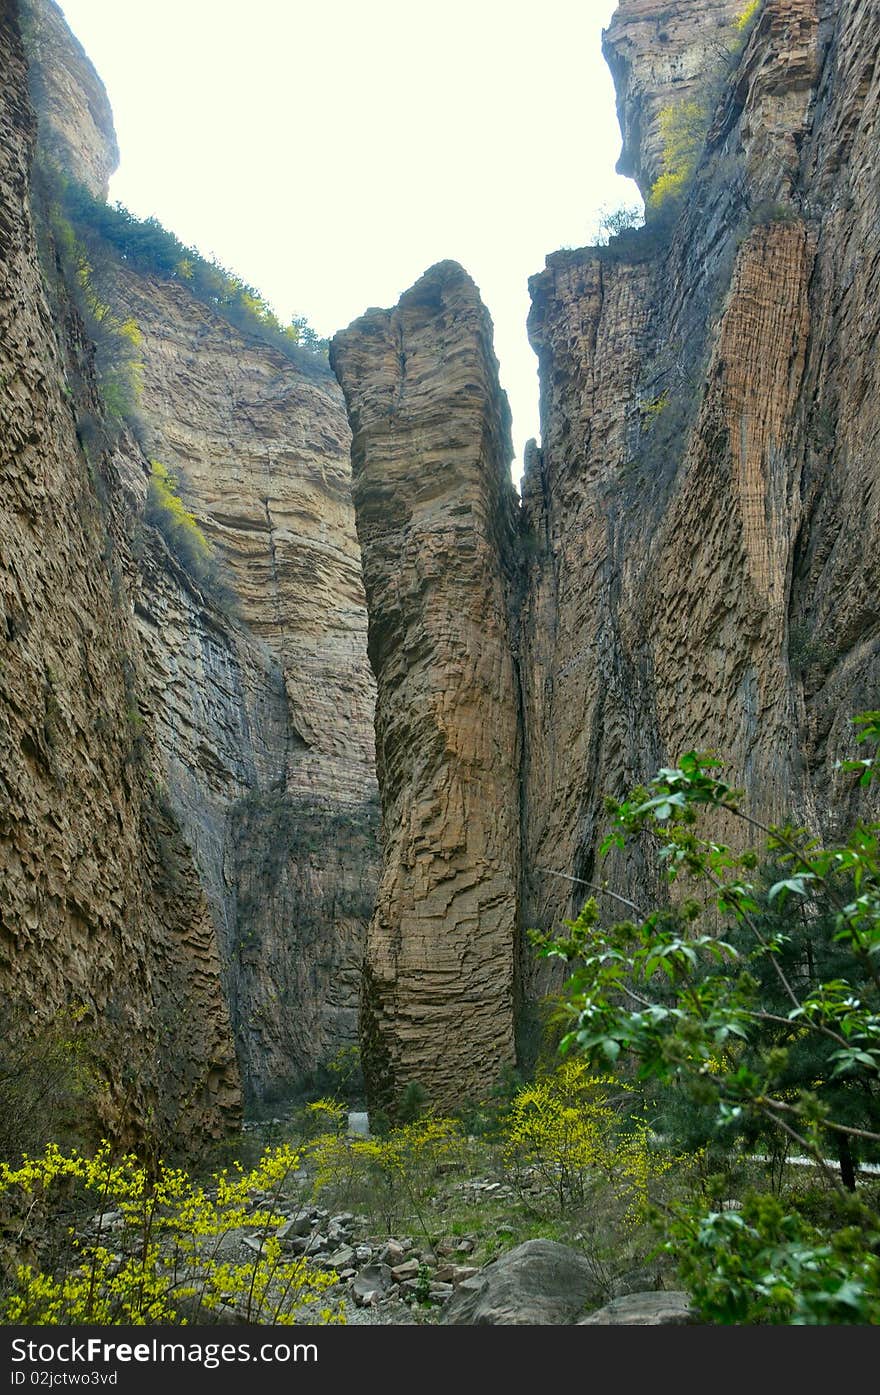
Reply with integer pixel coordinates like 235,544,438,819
603,0,746,195
111,267,378,1104
6,0,380,1118
332,0,879,1088
18,0,118,197
330,263,522,1115
0,0,238,1152
521,0,879,961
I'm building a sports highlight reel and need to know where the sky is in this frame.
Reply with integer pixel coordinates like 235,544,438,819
56,0,641,483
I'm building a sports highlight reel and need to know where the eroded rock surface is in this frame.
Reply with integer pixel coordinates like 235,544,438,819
442,1240,606,1325
331,262,522,1115
603,0,745,196
0,1,237,1149
521,0,879,969
4,0,379,1120
111,268,379,1103
20,0,118,196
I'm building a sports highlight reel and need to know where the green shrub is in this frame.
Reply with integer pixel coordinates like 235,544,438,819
51,171,329,375
664,1192,880,1324
533,712,880,1320
0,1002,100,1166
307,1116,466,1242
649,101,709,212
144,461,235,607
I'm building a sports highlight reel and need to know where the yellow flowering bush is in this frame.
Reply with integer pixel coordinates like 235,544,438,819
502,1061,684,1222
307,1116,465,1242
0,1141,343,1326
735,0,762,31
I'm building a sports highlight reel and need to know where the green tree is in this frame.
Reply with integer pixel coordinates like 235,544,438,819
532,715,880,1321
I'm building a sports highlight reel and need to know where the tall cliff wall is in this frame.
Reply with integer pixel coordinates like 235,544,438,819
332,0,879,1097
117,267,378,1103
521,0,879,956
4,0,379,1121
330,263,522,1114
0,0,238,1151
18,0,118,197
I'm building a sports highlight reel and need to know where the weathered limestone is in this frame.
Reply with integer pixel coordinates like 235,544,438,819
331,262,522,1115
7,0,380,1115
521,0,879,965
602,0,746,196
19,0,118,197
0,1,238,1150
112,267,379,1103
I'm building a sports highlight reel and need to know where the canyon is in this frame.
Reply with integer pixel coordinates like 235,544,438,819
1,0,878,1136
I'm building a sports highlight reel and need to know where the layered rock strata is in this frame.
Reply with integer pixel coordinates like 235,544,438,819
521,0,879,960
18,0,118,197
0,1,238,1149
110,267,378,1103
9,0,380,1113
333,0,878,1089
603,0,745,194
331,263,522,1114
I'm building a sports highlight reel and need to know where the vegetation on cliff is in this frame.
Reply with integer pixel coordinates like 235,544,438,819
648,0,764,213
59,175,329,366
33,159,329,404
532,713,880,1321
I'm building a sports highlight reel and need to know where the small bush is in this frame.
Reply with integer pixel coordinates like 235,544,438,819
0,1001,100,1166
0,1141,343,1325
735,0,762,31
51,172,329,375
649,101,709,213
665,1192,880,1324
501,1060,685,1222
307,1116,466,1242
144,461,235,606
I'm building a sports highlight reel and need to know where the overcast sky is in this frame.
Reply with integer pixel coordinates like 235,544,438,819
56,0,640,482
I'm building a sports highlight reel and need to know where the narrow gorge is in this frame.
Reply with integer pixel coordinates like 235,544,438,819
1,0,878,1143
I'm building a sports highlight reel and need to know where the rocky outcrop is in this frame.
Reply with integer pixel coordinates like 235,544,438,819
331,262,522,1116
602,0,747,196
110,267,378,1103
443,1240,607,1325
331,0,879,1092
521,0,879,954
19,0,118,197
578,1292,695,1325
0,1,237,1150
4,0,379,1125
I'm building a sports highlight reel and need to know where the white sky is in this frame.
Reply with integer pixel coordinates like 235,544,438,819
55,0,640,483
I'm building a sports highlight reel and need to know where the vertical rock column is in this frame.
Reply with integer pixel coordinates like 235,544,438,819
331,261,522,1116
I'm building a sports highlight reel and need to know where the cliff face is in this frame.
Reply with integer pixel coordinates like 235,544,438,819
18,0,118,197
521,0,879,950
0,2,238,1149
330,263,522,1114
331,0,879,1097
603,0,744,194
116,268,378,1102
5,0,379,1121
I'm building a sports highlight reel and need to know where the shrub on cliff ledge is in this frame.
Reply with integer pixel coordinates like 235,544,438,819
144,461,235,608
647,2,763,215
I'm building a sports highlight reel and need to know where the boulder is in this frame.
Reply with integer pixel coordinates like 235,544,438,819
327,1245,356,1269
442,1240,606,1325
351,1263,393,1307
578,1291,695,1325
276,1212,313,1240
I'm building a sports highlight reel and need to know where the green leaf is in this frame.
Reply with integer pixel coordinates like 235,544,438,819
768,874,816,902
